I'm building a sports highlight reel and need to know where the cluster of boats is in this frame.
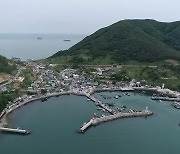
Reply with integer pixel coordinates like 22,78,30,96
101,93,130,100
41,98,48,102
114,95,121,99
128,109,139,113
97,104,127,113
116,105,127,112
124,93,130,96
97,107,108,112
101,95,111,99
171,101,180,109
105,102,115,107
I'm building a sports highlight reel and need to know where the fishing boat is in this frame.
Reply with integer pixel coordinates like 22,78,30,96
114,95,119,99
41,98,47,102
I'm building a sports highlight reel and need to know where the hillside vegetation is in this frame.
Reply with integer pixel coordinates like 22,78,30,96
0,55,16,74
51,19,180,64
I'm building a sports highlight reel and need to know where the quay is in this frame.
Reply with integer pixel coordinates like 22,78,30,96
0,127,30,135
85,93,115,114
133,87,158,91
79,109,153,133
89,87,134,95
151,96,180,102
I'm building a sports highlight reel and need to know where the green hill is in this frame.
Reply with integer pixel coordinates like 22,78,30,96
0,55,16,74
51,19,180,64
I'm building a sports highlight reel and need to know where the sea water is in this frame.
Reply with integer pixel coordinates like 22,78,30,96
0,92,180,154
0,33,86,60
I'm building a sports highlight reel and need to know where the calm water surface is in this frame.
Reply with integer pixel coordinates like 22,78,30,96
0,33,86,60
0,92,180,154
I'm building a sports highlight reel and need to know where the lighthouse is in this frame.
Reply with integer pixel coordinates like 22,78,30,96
93,113,97,120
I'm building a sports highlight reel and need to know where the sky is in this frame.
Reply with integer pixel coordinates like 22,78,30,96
0,0,180,34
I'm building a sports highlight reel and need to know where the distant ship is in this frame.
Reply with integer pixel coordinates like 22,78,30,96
63,39,71,41
37,37,42,40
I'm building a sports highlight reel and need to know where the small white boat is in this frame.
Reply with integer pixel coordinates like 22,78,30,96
114,95,119,99
102,109,106,112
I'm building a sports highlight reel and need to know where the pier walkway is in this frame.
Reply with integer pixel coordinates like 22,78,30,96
79,109,153,133
89,87,134,94
0,127,30,135
79,119,94,132
85,93,115,114
151,96,180,102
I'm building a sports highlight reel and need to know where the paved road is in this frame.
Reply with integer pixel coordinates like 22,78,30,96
52,63,157,68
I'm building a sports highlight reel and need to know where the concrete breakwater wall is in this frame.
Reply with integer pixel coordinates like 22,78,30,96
151,96,180,102
92,110,153,125
79,110,153,133
133,87,158,91
0,127,30,135
90,87,134,95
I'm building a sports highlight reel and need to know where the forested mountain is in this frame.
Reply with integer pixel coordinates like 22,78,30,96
51,19,180,64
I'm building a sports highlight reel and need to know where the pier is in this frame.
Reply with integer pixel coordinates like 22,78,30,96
85,93,115,114
89,87,134,95
79,119,93,133
0,127,30,135
133,87,158,91
79,109,153,133
151,96,180,102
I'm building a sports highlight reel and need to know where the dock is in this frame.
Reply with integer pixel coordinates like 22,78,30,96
0,127,30,135
151,96,180,102
79,109,153,133
90,87,134,94
85,93,115,114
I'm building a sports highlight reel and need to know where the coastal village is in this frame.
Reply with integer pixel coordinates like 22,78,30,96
0,60,180,134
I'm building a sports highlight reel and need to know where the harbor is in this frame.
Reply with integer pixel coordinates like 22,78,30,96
1,63,180,137
0,91,179,154
1,84,180,135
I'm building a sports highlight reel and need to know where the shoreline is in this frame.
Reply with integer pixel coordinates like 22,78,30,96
1,86,180,128
0,88,126,127
0,90,93,127
0,91,71,127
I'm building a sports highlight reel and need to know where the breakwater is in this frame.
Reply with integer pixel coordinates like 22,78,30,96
89,87,134,95
79,109,153,133
0,127,30,135
151,96,180,102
